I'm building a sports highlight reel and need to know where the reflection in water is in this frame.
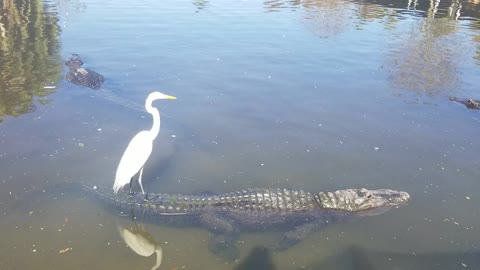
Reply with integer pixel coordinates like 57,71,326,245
447,0,462,20
265,0,397,37
0,0,62,122
386,0,464,95
192,0,209,12
265,0,364,37
263,0,301,12
118,223,163,270
301,0,352,37
54,0,86,15
356,2,400,32
475,35,480,63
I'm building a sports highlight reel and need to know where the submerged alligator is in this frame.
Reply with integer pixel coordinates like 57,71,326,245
63,54,149,112
449,96,480,110
80,184,410,260
65,54,105,89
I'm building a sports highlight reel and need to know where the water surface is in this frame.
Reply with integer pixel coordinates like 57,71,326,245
1,0,479,269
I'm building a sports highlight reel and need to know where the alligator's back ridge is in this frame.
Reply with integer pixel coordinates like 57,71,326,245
84,185,320,214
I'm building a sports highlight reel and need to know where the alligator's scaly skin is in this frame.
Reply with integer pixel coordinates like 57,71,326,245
83,185,409,260
450,96,480,110
65,54,105,89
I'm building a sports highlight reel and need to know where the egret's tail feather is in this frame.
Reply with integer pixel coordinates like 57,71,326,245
113,178,124,194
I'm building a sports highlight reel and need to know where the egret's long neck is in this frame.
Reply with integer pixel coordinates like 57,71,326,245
145,102,160,140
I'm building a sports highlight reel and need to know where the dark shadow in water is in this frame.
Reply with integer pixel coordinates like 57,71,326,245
235,246,276,270
0,0,62,122
306,245,480,270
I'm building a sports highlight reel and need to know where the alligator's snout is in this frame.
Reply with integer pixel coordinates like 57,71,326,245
390,191,410,205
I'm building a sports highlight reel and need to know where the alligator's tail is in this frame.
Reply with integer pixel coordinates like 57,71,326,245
97,88,147,113
80,184,138,214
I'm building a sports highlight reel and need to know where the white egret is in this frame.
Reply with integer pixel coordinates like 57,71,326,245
113,91,176,194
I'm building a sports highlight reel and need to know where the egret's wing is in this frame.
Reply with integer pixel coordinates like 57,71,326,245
115,131,153,182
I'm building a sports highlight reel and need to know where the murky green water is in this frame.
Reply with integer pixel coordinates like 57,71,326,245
1,0,480,269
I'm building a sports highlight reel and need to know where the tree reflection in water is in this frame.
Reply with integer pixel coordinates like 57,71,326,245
0,0,62,122
386,0,465,95
262,0,479,95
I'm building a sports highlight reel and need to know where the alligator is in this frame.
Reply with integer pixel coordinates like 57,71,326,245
449,96,480,110
80,184,410,260
65,54,105,89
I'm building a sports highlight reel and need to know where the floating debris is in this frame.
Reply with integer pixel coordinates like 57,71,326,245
59,247,72,254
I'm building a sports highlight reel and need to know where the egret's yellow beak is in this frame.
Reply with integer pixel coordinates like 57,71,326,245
166,95,177,100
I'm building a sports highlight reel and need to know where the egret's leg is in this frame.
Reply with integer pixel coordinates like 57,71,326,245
138,167,145,194
129,177,134,195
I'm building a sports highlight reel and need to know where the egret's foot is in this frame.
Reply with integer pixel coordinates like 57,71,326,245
208,234,239,262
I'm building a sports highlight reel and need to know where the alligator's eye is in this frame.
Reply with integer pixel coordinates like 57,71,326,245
367,194,372,199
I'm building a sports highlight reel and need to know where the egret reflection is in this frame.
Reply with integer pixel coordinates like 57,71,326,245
117,223,163,270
